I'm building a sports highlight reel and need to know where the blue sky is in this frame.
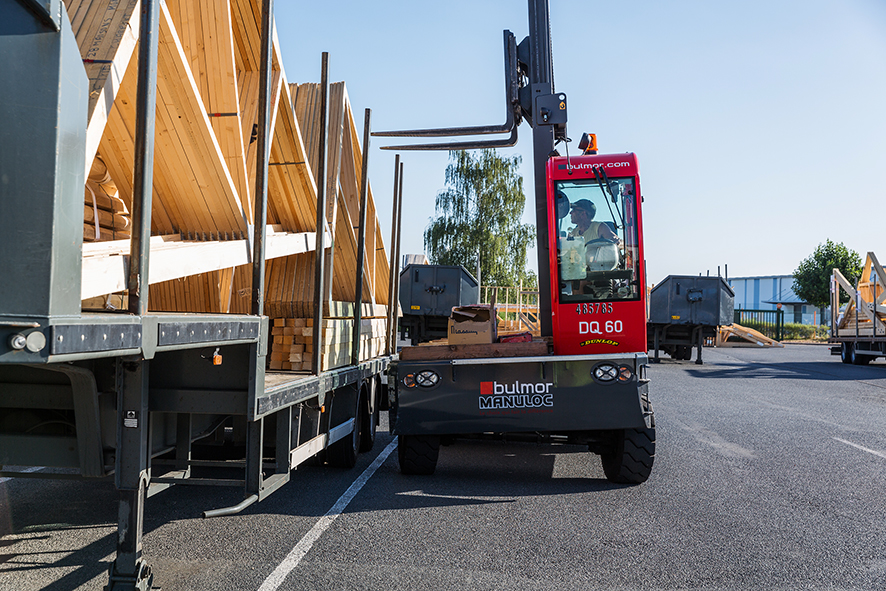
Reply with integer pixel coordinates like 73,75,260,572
277,0,886,285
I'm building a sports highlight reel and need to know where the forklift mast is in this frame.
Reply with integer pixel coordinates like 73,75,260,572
373,0,565,337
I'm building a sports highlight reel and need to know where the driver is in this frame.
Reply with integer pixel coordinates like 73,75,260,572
569,199,617,244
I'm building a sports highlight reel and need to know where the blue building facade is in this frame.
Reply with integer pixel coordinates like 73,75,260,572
727,275,825,326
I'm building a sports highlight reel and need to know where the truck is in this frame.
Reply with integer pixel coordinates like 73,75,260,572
0,1,398,589
376,0,655,483
830,251,886,364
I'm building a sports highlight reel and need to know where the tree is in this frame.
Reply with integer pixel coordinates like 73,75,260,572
792,240,862,315
424,150,536,289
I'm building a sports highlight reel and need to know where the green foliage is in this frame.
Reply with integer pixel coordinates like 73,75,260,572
792,240,862,309
782,323,830,341
424,150,536,289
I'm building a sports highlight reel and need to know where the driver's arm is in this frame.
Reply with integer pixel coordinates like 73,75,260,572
597,223,618,241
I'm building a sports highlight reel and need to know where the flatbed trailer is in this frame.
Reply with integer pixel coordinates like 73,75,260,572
830,252,886,365
0,2,399,590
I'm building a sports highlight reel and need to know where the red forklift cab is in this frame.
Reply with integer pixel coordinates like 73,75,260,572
546,153,647,356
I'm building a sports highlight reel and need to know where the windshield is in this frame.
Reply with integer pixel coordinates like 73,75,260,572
554,176,640,302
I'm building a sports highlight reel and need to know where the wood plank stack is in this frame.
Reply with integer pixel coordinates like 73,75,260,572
270,313,388,371
63,0,393,335
83,157,130,242
833,252,886,338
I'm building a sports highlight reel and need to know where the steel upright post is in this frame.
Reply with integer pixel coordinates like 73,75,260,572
352,109,372,365
385,155,401,355
390,162,405,353
127,0,160,316
251,0,274,317
312,53,330,374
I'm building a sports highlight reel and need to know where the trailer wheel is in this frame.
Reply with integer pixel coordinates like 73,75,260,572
328,391,363,469
841,342,852,364
851,345,872,366
600,405,655,484
397,434,439,475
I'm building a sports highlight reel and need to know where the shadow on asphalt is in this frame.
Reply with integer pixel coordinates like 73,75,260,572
0,433,637,589
682,360,886,382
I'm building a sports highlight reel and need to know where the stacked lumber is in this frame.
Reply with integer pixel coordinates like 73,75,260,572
63,0,392,321
717,324,784,348
833,252,886,337
270,312,388,371
84,158,130,242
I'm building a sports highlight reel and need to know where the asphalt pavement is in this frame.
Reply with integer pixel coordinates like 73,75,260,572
2,343,885,590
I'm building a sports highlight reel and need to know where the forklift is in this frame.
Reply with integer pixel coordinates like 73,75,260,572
375,0,655,482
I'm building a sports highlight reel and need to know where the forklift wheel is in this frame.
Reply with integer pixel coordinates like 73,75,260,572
600,400,655,485
398,434,440,475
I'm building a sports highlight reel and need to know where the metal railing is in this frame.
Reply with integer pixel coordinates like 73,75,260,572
480,285,540,333
734,308,785,341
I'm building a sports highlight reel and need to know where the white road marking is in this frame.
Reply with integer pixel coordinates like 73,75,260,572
0,466,44,484
834,437,886,460
257,439,398,591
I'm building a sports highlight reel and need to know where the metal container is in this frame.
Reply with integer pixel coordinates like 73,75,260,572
399,264,479,317
648,275,734,327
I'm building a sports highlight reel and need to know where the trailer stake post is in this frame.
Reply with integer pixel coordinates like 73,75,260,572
312,52,330,375
352,109,372,365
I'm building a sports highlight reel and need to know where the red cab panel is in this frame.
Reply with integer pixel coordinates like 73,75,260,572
545,153,647,356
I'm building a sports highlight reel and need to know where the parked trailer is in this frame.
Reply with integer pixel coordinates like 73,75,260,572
398,264,479,345
647,275,735,364
0,2,398,590
831,252,886,364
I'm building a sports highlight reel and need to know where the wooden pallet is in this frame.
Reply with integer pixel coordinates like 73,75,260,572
717,324,784,348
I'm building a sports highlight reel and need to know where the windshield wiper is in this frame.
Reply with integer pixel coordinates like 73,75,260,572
592,167,625,230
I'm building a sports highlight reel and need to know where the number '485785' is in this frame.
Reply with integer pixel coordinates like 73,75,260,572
576,303,613,314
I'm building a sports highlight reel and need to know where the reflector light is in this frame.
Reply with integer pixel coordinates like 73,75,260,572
415,370,440,388
617,365,634,382
593,363,618,382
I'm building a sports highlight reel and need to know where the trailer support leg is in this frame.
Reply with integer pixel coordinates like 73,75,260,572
695,326,704,365
106,359,153,591
652,326,661,363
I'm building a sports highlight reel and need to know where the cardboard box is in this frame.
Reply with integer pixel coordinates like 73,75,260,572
448,305,497,345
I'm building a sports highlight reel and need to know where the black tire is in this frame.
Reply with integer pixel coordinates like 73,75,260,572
851,345,871,365
328,392,363,469
678,345,692,361
601,406,655,485
359,386,378,453
397,434,439,475
841,342,852,364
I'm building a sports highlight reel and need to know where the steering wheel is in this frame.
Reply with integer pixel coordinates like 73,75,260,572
586,237,618,246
